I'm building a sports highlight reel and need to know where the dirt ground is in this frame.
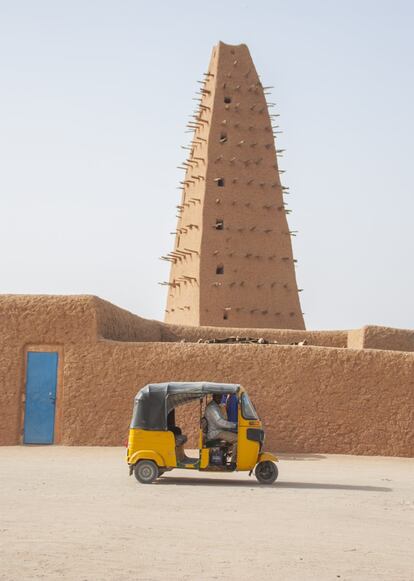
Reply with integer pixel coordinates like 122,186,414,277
0,447,413,581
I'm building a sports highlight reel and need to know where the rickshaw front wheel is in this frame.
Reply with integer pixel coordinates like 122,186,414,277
255,461,278,485
134,460,159,484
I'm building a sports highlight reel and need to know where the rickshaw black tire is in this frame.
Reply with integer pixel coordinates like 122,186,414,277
255,461,278,484
134,460,159,484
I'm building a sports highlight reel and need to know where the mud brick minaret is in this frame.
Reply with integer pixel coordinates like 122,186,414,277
162,42,305,330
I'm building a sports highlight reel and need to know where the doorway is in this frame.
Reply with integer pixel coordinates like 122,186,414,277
23,352,59,444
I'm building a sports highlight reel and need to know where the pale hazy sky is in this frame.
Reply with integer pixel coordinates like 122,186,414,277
1,0,413,330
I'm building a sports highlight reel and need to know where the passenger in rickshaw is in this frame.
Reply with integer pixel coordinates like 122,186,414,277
167,409,187,447
221,393,238,423
205,394,238,463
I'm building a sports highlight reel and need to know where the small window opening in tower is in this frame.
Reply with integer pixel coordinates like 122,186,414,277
220,132,227,143
224,96,232,104
217,178,225,187
216,264,224,275
223,311,228,320
215,219,224,230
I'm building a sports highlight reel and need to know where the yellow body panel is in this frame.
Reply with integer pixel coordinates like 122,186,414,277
127,429,177,467
128,449,166,467
236,426,260,470
235,391,262,470
200,448,209,469
258,451,278,463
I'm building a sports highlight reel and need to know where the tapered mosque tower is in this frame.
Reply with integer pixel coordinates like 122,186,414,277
162,42,305,330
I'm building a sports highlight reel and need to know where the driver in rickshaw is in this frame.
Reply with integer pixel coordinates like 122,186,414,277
205,394,238,464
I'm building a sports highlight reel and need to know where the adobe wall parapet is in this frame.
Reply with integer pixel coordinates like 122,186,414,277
0,295,163,346
94,297,162,342
161,321,348,347
2,295,413,355
347,325,414,353
0,294,98,345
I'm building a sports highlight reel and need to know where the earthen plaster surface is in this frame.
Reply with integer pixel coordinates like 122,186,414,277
1,295,413,456
164,42,304,329
162,321,348,347
61,340,414,456
348,325,414,353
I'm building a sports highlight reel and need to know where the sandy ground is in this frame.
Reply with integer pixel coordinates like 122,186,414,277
0,448,413,581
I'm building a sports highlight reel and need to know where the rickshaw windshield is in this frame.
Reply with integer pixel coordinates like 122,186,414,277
241,392,259,420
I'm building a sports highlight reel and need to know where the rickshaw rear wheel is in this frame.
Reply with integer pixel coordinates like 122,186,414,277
134,460,159,484
255,461,278,484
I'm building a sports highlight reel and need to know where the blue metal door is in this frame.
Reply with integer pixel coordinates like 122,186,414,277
24,352,58,444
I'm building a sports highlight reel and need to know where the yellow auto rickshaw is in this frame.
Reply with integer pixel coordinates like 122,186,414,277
127,382,279,484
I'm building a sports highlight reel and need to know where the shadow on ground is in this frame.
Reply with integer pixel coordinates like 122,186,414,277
155,476,391,492
277,454,327,461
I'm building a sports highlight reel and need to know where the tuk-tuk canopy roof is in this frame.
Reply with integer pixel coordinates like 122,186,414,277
130,382,240,431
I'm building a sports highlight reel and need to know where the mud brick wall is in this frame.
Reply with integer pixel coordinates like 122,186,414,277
1,295,413,456
348,325,414,353
60,341,414,457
